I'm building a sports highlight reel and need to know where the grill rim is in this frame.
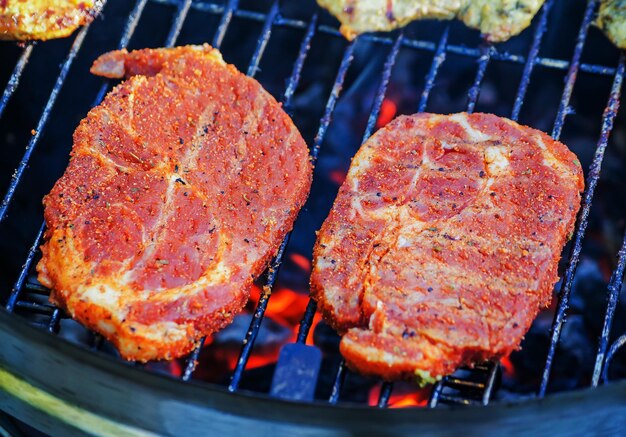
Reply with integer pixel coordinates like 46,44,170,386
2,310,626,435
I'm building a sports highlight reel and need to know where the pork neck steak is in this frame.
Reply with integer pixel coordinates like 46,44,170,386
37,45,312,361
311,113,583,382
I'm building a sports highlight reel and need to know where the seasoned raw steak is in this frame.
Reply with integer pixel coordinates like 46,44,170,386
311,113,583,382
37,45,312,361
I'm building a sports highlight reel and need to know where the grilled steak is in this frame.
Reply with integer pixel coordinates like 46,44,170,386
37,45,312,361
1,0,104,41
311,113,583,382
596,0,626,49
317,0,545,42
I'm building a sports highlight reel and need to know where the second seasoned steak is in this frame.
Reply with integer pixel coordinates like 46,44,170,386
311,113,583,383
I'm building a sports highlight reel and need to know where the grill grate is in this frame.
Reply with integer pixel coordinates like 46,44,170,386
1,0,625,410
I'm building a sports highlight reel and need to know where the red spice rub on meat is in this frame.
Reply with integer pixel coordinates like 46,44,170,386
310,113,583,383
37,45,312,362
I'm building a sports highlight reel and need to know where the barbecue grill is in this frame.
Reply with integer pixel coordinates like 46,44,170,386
1,0,626,434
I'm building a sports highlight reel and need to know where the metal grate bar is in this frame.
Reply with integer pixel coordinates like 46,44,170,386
436,395,483,406
295,299,317,344
444,378,485,390
155,0,617,76
0,43,34,120
551,0,597,140
328,360,346,404
603,334,626,383
310,40,357,161
165,0,193,48
246,1,279,77
93,0,150,105
592,228,626,386
539,52,625,397
14,301,56,315
118,0,149,49
427,379,445,407
6,223,46,312
212,0,239,49
0,25,91,224
361,31,404,142
23,282,50,295
228,237,289,391
47,309,61,333
283,14,318,115
481,363,498,405
511,0,555,121
377,382,393,408
181,337,206,382
418,26,449,113
466,45,493,114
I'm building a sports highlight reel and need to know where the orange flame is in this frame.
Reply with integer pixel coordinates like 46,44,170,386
376,98,397,129
501,354,515,378
306,312,323,346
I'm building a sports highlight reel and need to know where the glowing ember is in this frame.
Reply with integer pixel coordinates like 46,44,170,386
501,355,515,378
264,286,309,326
368,382,430,408
329,169,347,186
243,284,320,362
376,98,397,129
389,392,429,408
289,253,312,272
